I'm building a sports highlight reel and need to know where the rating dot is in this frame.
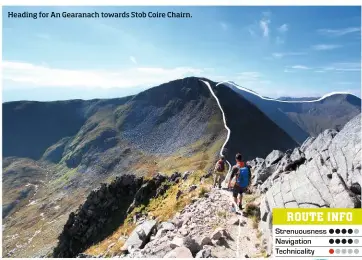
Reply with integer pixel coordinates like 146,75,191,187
342,249,346,254
354,239,359,244
329,239,334,244
329,249,334,254
336,239,341,244
355,229,359,234
348,249,353,254
330,229,334,234
342,229,347,234
336,249,341,254
348,239,353,244
342,239,347,244
355,249,359,254
348,229,353,234
336,229,341,234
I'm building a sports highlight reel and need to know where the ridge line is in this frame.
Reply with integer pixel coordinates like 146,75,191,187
216,80,360,103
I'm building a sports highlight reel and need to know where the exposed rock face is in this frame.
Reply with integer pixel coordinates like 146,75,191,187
53,173,175,258
265,150,284,167
53,175,143,258
127,174,167,214
251,114,361,255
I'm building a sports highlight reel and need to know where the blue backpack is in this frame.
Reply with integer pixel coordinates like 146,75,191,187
236,166,249,188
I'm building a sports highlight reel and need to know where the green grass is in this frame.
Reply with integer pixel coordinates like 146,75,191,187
243,203,261,229
198,186,209,198
217,210,227,219
50,168,78,187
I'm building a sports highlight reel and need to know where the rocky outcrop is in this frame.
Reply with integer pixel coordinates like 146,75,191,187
53,174,143,257
125,189,265,258
122,220,157,253
53,173,176,258
250,114,361,255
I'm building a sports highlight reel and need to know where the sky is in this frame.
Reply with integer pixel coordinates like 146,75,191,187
2,6,361,102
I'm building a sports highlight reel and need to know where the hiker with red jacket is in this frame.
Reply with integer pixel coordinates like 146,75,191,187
228,153,251,211
213,155,227,188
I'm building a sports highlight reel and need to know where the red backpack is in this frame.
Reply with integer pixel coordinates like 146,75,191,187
216,160,225,172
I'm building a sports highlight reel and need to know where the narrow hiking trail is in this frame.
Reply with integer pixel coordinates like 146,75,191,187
200,80,233,187
127,188,264,258
199,80,262,258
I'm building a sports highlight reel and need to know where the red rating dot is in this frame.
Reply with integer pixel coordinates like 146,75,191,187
329,249,334,254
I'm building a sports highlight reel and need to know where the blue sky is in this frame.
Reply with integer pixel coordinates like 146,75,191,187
2,6,361,101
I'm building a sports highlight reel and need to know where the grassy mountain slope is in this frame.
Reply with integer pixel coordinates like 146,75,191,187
2,77,226,257
3,77,301,257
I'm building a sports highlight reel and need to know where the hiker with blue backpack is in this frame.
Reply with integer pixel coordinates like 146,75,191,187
227,153,251,211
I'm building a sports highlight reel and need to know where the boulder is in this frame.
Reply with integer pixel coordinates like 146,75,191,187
199,236,212,246
265,150,284,167
248,158,265,168
211,227,226,241
158,221,174,230
163,247,193,258
290,148,305,165
195,247,212,258
252,164,276,186
170,236,201,255
123,220,157,251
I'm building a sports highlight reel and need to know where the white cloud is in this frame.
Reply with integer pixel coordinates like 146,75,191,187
272,52,306,58
312,44,342,51
317,27,360,37
321,62,361,72
2,61,206,89
284,69,295,73
260,19,270,37
291,65,310,70
278,24,288,33
130,56,137,64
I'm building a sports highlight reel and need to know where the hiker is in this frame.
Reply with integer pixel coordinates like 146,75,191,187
228,153,251,211
213,155,226,188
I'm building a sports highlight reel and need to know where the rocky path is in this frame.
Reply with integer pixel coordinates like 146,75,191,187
123,188,265,258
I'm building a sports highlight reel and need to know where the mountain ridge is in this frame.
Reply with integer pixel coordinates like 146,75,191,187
221,81,361,144
3,76,359,258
